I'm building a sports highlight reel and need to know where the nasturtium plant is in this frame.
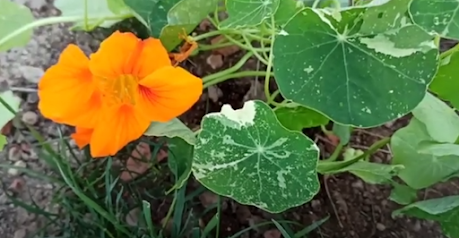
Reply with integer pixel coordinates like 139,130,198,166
192,100,320,213
220,0,280,28
273,7,438,127
0,135,5,151
274,103,329,131
124,0,219,50
168,137,193,190
409,0,459,40
430,51,459,110
0,0,34,52
55,0,132,31
0,89,21,132
391,117,459,189
393,195,459,238
144,118,196,145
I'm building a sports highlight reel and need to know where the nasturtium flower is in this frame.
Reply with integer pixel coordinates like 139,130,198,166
38,31,202,157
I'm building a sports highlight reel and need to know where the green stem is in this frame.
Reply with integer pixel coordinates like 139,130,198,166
241,34,269,65
162,194,177,229
202,51,254,83
203,71,269,88
0,15,130,47
324,143,345,162
362,137,391,160
264,17,276,104
198,42,235,51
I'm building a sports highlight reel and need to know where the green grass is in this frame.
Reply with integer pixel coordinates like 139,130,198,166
3,131,327,238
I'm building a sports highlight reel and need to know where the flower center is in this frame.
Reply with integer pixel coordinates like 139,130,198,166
99,74,138,106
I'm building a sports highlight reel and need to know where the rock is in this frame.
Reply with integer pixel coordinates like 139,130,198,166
13,229,26,238
18,66,44,84
26,92,39,104
376,223,386,231
8,178,25,193
206,54,224,69
263,229,281,238
351,180,364,189
199,191,219,208
8,160,27,176
21,111,38,125
243,80,266,102
125,207,141,226
207,85,222,103
8,146,22,161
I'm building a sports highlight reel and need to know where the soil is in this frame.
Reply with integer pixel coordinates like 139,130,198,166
0,1,457,238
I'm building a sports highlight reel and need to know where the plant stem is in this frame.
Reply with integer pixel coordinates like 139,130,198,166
325,143,345,162
202,51,254,83
264,17,276,104
203,71,269,88
362,136,391,160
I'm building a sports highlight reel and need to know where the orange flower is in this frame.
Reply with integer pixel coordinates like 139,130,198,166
38,31,202,157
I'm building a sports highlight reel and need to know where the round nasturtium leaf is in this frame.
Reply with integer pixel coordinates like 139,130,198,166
220,0,280,28
192,100,320,213
409,0,459,40
273,8,438,127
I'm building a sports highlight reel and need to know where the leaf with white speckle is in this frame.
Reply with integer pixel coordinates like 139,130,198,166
192,100,320,213
273,8,438,127
409,0,459,40
359,0,412,35
393,195,459,238
220,0,280,28
275,103,329,131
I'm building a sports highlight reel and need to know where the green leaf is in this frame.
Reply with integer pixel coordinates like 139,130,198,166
391,118,459,189
0,135,6,151
55,0,131,31
192,100,320,213
144,118,196,145
430,52,459,110
125,0,219,50
409,0,459,40
0,89,20,130
412,92,459,144
275,104,329,131
168,137,193,190
332,123,351,145
273,0,303,26
358,0,412,35
393,195,459,238
325,159,403,184
389,182,417,205
0,0,34,52
220,0,281,28
418,142,459,157
273,8,438,127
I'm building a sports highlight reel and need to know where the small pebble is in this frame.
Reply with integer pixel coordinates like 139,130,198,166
207,86,222,103
8,160,27,176
26,92,39,104
13,229,26,238
21,111,38,125
376,223,386,231
206,54,223,69
18,66,44,84
8,146,22,161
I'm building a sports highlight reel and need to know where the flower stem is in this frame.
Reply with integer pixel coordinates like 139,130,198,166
203,71,269,88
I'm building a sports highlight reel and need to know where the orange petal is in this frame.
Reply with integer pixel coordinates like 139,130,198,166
137,66,203,122
89,31,142,79
133,38,172,79
71,127,93,149
38,44,101,128
89,105,150,158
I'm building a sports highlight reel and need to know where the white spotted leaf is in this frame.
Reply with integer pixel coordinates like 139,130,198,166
273,8,438,127
144,118,196,145
220,0,281,28
409,0,459,40
192,100,320,213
